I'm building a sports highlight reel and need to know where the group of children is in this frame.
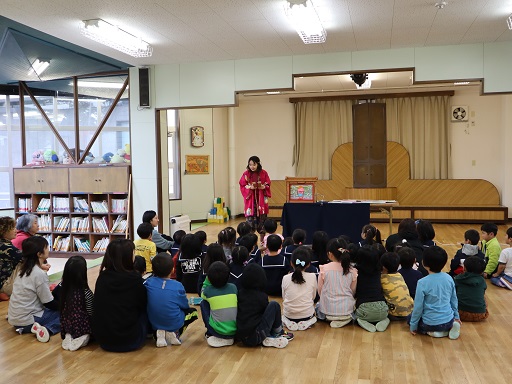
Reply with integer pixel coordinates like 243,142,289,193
5,213,512,352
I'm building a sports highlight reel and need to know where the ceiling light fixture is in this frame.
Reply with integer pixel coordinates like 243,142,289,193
70,81,127,89
28,59,50,76
350,73,371,89
507,14,512,30
284,0,326,44
79,19,152,58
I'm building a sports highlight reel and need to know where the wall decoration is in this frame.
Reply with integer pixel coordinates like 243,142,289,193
191,126,205,147
185,155,209,174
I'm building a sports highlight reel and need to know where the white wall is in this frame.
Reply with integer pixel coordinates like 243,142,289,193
449,89,504,196
169,109,216,221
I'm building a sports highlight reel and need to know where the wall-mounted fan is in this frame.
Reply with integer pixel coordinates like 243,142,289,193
451,106,468,122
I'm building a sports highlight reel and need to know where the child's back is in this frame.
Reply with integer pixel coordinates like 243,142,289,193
260,235,288,296
176,234,204,293
454,256,488,321
380,252,413,318
228,246,249,289
397,247,422,298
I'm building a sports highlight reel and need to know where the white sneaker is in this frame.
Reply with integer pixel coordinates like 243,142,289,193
330,318,351,328
62,333,72,350
262,336,288,348
165,331,182,346
31,322,50,342
281,315,299,331
206,336,234,348
69,334,90,351
156,330,167,347
427,331,449,338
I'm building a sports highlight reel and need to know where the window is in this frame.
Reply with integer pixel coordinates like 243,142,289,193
167,109,181,199
0,95,22,208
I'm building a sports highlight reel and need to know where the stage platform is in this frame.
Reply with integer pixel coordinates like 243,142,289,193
267,142,507,224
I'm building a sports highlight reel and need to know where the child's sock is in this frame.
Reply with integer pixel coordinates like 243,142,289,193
427,331,449,338
376,318,390,332
356,318,376,333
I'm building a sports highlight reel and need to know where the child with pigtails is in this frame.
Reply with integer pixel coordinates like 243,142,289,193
281,246,318,331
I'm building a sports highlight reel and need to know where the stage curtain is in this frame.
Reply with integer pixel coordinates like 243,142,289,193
293,95,450,180
293,100,353,179
383,95,449,179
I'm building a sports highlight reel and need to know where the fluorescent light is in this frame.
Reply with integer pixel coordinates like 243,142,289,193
507,14,512,30
79,19,152,58
266,91,281,94
285,0,326,44
454,82,470,85
28,59,50,76
70,81,127,89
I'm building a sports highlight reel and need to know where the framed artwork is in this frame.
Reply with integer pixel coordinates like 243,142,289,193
191,126,204,147
285,177,318,203
185,155,209,174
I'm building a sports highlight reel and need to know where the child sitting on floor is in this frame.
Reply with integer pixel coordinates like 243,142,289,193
134,222,157,274
228,246,249,289
449,229,485,277
490,226,512,290
281,247,318,331
261,218,284,255
200,261,237,347
59,255,94,351
316,238,357,328
259,234,289,297
145,252,198,348
455,256,489,321
8,236,60,342
380,252,413,320
283,229,306,259
237,263,293,348
409,246,461,339
355,246,390,332
397,247,423,299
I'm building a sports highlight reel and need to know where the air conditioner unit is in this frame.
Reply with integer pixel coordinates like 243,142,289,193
451,106,468,122
170,215,191,236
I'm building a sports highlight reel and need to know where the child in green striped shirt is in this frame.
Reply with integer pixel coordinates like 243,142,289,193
200,261,237,347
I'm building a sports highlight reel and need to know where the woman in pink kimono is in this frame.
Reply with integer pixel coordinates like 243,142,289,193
239,156,271,233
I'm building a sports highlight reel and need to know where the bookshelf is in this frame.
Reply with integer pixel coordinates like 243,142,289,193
14,165,131,258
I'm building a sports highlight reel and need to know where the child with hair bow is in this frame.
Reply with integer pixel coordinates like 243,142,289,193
281,246,318,331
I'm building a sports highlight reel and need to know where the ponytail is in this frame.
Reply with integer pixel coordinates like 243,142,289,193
327,238,350,275
362,224,382,245
290,246,311,284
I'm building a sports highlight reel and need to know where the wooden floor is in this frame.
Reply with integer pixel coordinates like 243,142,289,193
1,218,511,384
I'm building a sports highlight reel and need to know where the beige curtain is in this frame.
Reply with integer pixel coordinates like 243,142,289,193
294,95,450,180
294,100,353,179
383,95,449,179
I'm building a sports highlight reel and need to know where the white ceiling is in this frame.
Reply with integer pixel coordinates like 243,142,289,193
0,0,509,95
2,0,511,66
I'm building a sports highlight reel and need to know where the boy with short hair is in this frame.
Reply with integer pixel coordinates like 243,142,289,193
145,253,198,347
490,227,512,290
380,252,413,320
134,222,157,273
449,229,485,276
200,261,237,347
454,256,489,321
261,218,284,255
261,234,289,296
283,229,306,258
409,246,461,339
397,247,423,299
481,223,501,278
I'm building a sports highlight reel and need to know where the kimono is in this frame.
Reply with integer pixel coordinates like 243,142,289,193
239,169,271,218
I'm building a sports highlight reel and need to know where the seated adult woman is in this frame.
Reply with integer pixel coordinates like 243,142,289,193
12,214,39,250
142,210,174,252
92,239,148,352
0,217,23,301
